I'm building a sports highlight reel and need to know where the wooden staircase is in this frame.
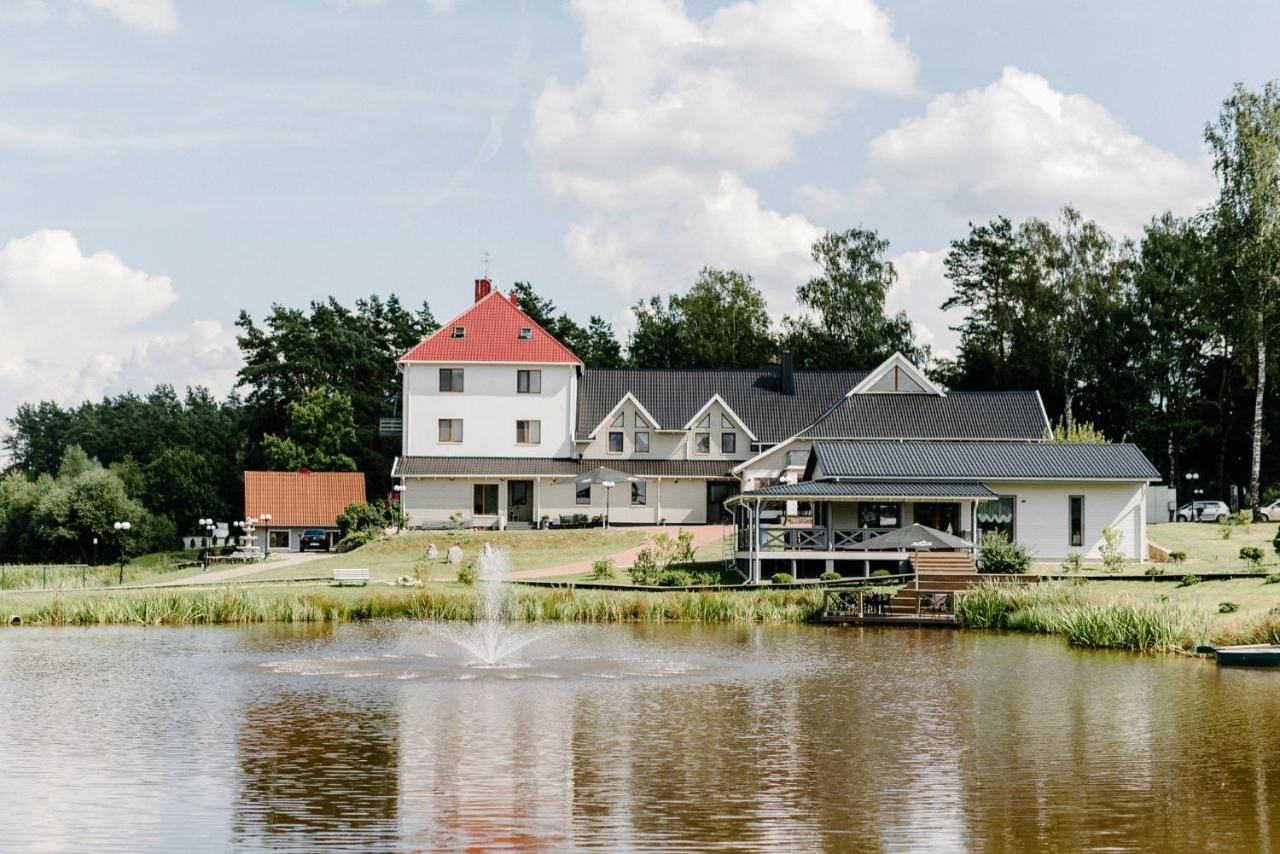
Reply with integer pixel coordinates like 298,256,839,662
880,552,981,619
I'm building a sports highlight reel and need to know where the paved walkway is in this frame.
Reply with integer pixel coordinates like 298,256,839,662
506,525,733,580
147,551,331,587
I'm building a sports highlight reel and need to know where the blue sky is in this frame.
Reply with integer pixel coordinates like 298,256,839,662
1,0,1278,419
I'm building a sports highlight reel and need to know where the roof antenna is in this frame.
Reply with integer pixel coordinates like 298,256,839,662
482,250,491,280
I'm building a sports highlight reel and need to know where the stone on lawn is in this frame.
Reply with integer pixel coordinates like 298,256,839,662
426,543,438,560
446,545,464,564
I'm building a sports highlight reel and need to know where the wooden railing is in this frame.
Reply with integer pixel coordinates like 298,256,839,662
737,526,893,552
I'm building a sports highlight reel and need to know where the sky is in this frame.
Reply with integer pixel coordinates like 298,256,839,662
1,0,1278,421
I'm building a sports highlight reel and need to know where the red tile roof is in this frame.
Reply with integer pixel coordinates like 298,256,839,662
244,470,367,528
399,289,582,364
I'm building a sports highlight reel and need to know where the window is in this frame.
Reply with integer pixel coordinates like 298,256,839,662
858,503,902,528
516,369,541,394
576,483,591,505
721,432,736,454
450,326,466,339
473,484,498,515
608,431,624,453
978,496,1016,540
439,368,464,392
438,418,463,443
868,365,928,393
631,481,647,506
611,413,625,428
695,432,710,454
268,530,290,549
1069,495,1084,548
785,449,807,468
721,413,733,428
516,420,541,445
634,431,650,453
518,327,533,340
696,414,711,428
634,412,647,427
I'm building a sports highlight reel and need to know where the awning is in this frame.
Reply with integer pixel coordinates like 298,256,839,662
845,523,973,551
735,480,997,501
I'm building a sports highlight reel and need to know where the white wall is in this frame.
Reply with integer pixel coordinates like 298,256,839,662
982,480,1146,562
739,438,811,489
402,362,577,458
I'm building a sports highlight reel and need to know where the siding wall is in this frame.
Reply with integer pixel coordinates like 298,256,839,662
739,438,812,489
981,480,1146,561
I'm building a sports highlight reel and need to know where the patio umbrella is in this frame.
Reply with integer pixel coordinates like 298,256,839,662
846,523,972,552
575,466,641,529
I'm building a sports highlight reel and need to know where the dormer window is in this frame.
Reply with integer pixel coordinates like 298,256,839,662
868,365,927,393
451,326,466,339
518,327,533,340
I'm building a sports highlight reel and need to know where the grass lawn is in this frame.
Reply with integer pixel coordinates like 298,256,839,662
241,528,652,584
1146,521,1280,572
1084,576,1280,628
1,549,209,591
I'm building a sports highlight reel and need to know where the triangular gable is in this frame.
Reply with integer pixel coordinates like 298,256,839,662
682,394,758,442
399,289,583,364
846,353,944,397
584,392,662,439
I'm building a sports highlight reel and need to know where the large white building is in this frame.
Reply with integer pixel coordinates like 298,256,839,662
392,280,1161,577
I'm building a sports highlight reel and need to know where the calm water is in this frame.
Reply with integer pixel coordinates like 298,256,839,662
1,622,1278,853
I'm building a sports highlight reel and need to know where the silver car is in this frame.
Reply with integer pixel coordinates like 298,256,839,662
1259,500,1280,522
1175,500,1230,522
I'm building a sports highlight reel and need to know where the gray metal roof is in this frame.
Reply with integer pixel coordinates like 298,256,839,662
394,456,736,479
809,441,1162,481
576,368,867,444
740,481,997,499
801,390,1047,440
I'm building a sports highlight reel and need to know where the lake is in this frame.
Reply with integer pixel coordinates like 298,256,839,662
1,622,1277,852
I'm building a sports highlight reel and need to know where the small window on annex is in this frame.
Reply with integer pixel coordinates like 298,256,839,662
438,418,463,443
268,530,290,549
631,481,647,506
634,431,650,452
517,369,541,394
516,420,541,445
576,483,591,505
439,368,464,392
518,327,533,340
1069,495,1084,548
473,484,498,515
608,431,624,453
694,432,711,454
450,326,466,339
978,496,1016,540
721,432,736,454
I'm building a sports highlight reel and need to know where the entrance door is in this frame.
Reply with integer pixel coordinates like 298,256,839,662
507,480,533,523
706,482,738,524
914,502,960,534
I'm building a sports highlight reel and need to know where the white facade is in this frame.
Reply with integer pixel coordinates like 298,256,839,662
981,480,1147,562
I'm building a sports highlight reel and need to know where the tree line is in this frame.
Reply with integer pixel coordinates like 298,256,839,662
1,81,1278,561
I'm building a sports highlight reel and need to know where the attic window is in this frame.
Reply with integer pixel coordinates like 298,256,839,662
869,365,927,394
518,327,533,340
451,326,466,339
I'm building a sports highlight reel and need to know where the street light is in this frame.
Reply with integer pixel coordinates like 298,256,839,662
1185,472,1201,520
260,513,272,557
112,521,131,584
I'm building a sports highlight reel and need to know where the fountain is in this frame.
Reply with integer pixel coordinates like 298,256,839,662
427,545,553,668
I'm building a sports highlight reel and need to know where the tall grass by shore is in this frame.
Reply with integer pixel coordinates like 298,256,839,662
955,581,1280,653
3,585,827,627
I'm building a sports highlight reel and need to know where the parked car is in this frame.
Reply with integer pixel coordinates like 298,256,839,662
1175,500,1230,522
1259,500,1280,522
299,528,332,551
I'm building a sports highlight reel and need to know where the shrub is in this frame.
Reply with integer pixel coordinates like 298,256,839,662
445,511,465,530
1266,574,1280,585
338,501,391,535
871,568,891,578
1219,522,1233,540
1061,554,1085,573
1145,566,1165,577
336,527,380,553
770,572,795,585
1176,574,1202,588
1169,550,1187,564
1239,546,1265,570
978,531,1031,574
1273,527,1280,557
657,569,695,587
819,570,842,581
456,561,476,586
628,547,660,585
1219,601,1240,614
590,558,616,580
1099,528,1127,573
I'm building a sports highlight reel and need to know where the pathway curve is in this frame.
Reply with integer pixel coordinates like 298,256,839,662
147,551,331,587
506,525,733,580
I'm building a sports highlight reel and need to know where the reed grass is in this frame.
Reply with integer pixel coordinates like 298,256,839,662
3,585,826,627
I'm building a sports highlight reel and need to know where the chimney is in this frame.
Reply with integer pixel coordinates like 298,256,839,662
779,351,795,395
474,278,492,302
510,288,519,305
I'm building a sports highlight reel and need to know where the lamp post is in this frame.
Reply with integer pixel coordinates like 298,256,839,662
1185,472,1200,520
198,518,214,570
602,480,614,529
112,521,131,584
260,513,273,557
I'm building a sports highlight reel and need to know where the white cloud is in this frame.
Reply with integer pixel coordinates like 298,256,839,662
0,0,50,25
0,229,240,420
531,0,917,305
869,66,1215,236
886,248,960,358
78,0,179,34
792,184,851,217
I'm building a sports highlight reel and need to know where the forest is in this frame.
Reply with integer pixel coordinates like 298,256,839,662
2,82,1279,563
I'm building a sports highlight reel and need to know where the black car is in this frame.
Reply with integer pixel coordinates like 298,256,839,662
299,529,331,552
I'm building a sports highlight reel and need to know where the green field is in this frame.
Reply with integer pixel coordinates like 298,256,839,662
1145,521,1280,572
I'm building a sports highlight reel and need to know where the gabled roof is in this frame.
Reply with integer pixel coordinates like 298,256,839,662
576,368,868,445
739,481,997,499
807,441,1161,482
399,290,582,365
848,352,946,396
244,470,367,527
801,390,1048,440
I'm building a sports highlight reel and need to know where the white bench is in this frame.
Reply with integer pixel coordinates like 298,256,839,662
332,568,370,586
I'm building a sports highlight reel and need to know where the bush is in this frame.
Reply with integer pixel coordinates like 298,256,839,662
1266,574,1280,585
1219,601,1240,614
1061,554,1085,573
871,568,891,578
1273,528,1280,557
1239,546,1265,569
336,527,380,553
819,570,841,581
590,558,616,580
338,502,391,535
657,570,695,587
456,561,476,585
628,547,660,585
1169,550,1187,564
1176,574,1202,588
1099,528,1127,573
978,531,1031,574
1220,522,1233,540
1145,566,1165,577
770,572,795,585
